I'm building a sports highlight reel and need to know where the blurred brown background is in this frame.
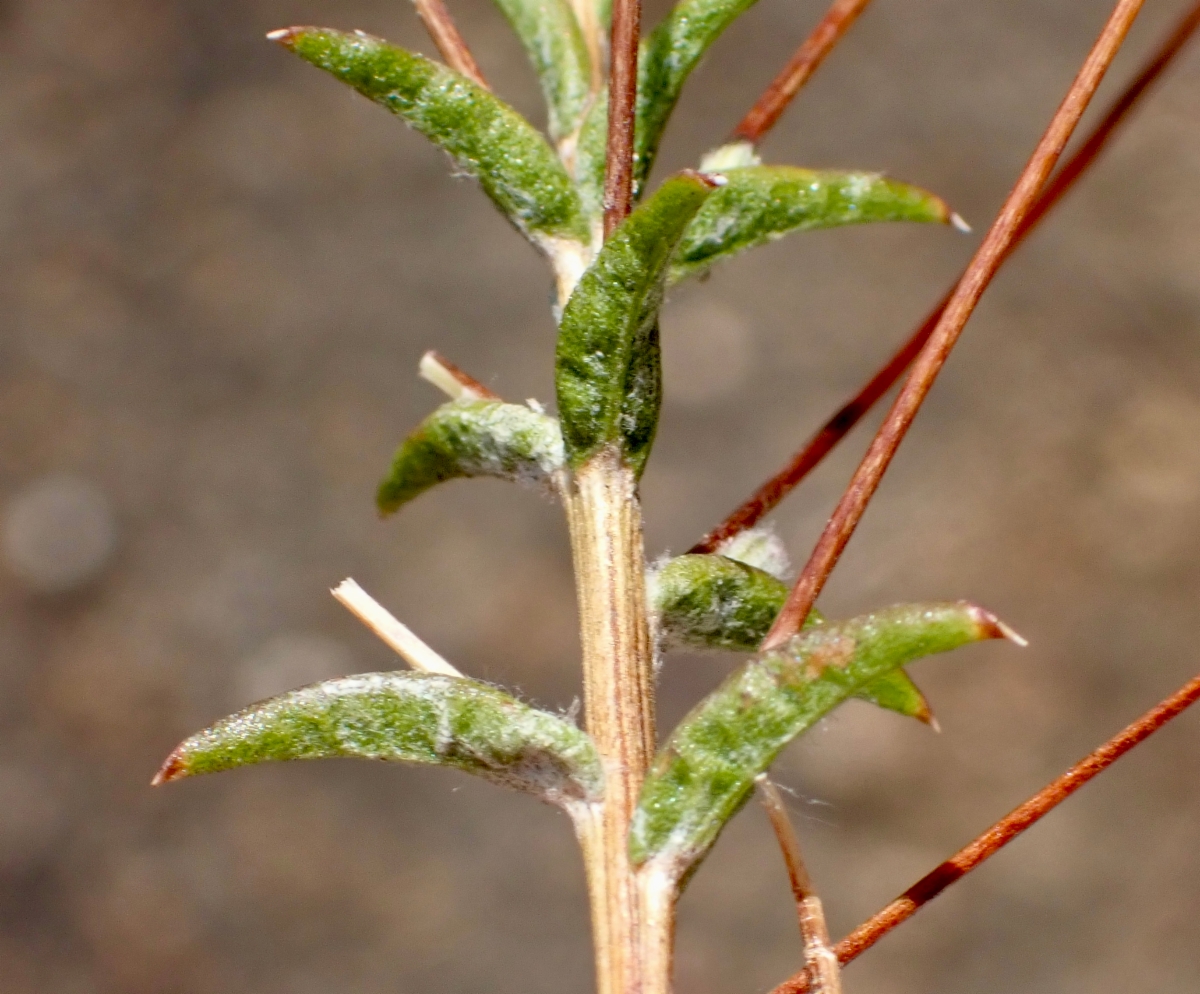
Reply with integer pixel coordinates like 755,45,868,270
1,0,1199,991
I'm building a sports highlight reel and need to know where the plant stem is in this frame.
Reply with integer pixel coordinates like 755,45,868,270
692,0,1200,555
411,0,489,88
760,0,1146,651
768,669,1200,994
758,777,842,994
565,449,664,994
730,0,873,145
604,0,641,236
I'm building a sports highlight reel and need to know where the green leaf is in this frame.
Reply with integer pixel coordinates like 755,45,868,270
555,172,715,475
154,671,604,809
489,0,594,143
671,166,952,281
649,553,933,723
635,0,760,194
630,601,1016,876
377,399,565,514
651,554,799,653
273,27,589,249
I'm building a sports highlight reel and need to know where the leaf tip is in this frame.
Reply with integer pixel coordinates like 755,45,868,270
265,27,299,45
927,713,942,734
950,211,972,233
151,749,188,786
966,603,1027,646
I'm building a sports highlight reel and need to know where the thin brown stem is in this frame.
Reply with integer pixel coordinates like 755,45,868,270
760,0,1145,650
768,670,1200,994
603,0,641,237
759,777,842,994
731,0,873,145
695,0,1200,557
411,0,489,88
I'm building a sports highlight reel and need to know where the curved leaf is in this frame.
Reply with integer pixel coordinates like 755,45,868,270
154,672,604,809
671,166,951,281
273,27,590,248
490,0,594,143
377,399,565,514
649,553,932,723
636,0,760,194
630,601,1016,877
651,554,796,652
556,172,716,474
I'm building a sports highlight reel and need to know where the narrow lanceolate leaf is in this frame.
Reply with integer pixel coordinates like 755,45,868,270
154,672,604,809
555,172,715,475
489,0,593,143
671,166,951,282
273,27,589,249
636,0,760,195
377,399,564,514
631,601,1016,877
648,554,931,723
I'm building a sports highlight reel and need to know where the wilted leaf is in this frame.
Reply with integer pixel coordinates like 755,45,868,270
649,553,932,723
630,601,1017,878
490,0,594,143
273,27,590,250
671,166,951,281
154,672,604,809
555,172,715,475
377,399,565,514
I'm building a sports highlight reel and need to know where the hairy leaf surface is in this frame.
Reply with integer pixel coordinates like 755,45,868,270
155,672,604,808
671,166,951,281
377,399,564,514
631,601,1013,877
275,27,589,247
490,0,593,142
556,172,715,474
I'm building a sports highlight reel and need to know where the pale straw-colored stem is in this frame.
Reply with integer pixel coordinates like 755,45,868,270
332,578,463,677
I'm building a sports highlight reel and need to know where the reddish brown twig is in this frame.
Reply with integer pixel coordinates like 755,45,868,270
412,0,489,88
769,670,1200,994
760,0,1145,650
603,0,641,237
759,777,843,994
731,0,873,145
692,0,1200,556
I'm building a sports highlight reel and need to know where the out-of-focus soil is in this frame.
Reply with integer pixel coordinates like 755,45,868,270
1,1,1199,992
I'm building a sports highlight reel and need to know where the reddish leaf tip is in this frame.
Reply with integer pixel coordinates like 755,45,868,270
265,27,304,46
966,604,1027,646
151,750,187,786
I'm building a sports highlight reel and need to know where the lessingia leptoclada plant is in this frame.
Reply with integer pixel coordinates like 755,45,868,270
154,672,603,815
631,602,1022,882
153,0,1023,971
